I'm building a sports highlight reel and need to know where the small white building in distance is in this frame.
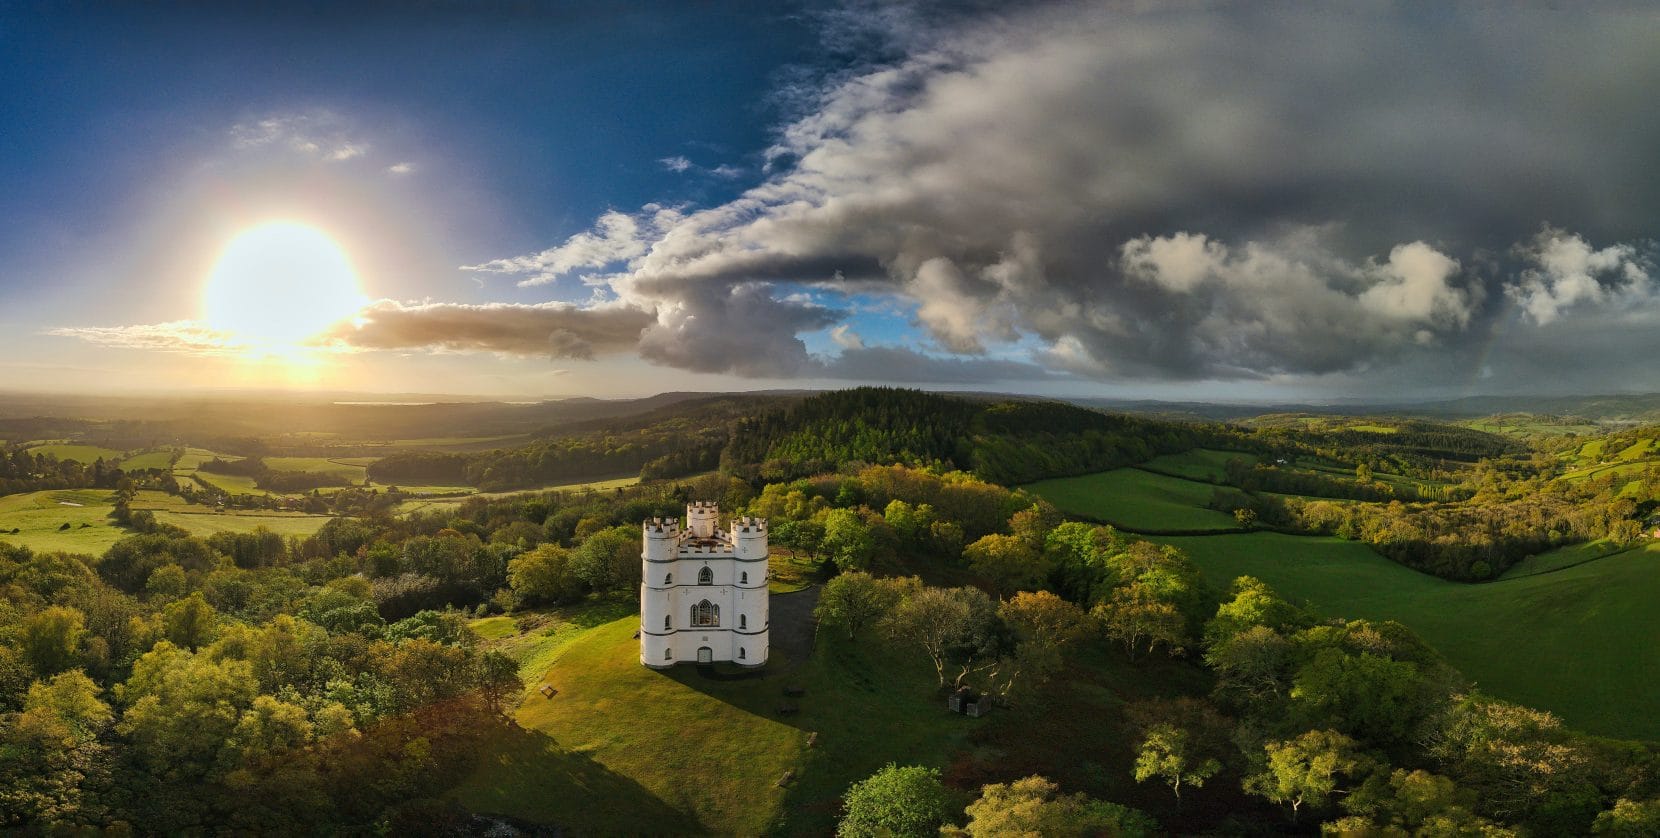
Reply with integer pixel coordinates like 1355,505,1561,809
640,502,769,668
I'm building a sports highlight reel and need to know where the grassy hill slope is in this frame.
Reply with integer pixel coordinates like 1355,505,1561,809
1158,531,1660,740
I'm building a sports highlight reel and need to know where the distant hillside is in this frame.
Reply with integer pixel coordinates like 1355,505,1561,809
722,387,1223,485
368,387,1227,490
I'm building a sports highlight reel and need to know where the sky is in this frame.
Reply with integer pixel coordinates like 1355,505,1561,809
2,1,1659,402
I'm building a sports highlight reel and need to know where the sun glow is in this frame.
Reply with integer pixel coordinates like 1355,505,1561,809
202,222,367,353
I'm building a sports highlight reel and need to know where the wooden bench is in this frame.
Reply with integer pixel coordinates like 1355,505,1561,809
777,769,796,787
776,703,799,716
806,732,820,748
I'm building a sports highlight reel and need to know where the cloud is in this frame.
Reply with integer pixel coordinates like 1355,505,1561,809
1506,229,1652,325
460,210,664,287
230,112,372,163
328,300,654,360
461,2,1660,386
46,322,246,356
387,162,414,175
659,155,693,172
829,323,864,349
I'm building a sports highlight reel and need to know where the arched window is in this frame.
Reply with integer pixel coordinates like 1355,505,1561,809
698,566,713,585
664,614,671,630
740,571,748,584
691,599,719,627
739,647,746,659
664,572,672,585
740,614,747,629
664,648,672,660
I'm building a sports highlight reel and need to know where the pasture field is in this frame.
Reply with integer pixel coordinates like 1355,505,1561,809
1026,468,1239,532
263,456,372,482
391,476,639,516
172,447,224,473
1138,448,1257,482
0,487,337,552
149,510,333,539
1500,539,1638,579
192,471,272,497
0,489,127,554
1561,460,1656,483
1155,531,1660,740
1464,416,1603,437
27,443,126,463
119,449,176,470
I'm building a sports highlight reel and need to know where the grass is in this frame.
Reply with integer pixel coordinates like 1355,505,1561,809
1026,469,1238,532
149,510,334,539
193,471,273,497
0,489,128,555
263,456,371,482
1499,539,1639,579
456,596,979,835
119,449,176,470
1154,531,1660,740
27,443,126,463
1138,448,1257,482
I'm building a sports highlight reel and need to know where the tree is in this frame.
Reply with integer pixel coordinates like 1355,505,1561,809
884,586,996,688
962,775,1156,837
837,763,951,838
964,534,1047,598
996,591,1090,696
1134,723,1222,804
508,544,585,605
0,670,113,827
1243,729,1371,822
162,592,218,650
822,509,877,571
19,606,86,676
1594,798,1660,836
816,571,907,640
1289,647,1426,745
1234,507,1258,530
477,650,522,716
571,526,640,591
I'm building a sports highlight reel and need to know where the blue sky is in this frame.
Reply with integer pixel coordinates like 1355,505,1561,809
4,2,1660,400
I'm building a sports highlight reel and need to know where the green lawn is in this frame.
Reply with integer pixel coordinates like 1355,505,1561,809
456,598,978,835
27,443,127,463
0,489,127,555
1156,531,1660,740
1026,469,1238,532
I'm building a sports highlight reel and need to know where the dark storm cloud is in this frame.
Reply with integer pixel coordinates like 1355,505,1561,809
331,300,653,360
451,1,1660,386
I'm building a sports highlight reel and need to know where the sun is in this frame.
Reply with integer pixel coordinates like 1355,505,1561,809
202,221,367,350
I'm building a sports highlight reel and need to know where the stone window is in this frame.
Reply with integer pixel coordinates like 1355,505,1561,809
698,566,714,585
691,599,719,627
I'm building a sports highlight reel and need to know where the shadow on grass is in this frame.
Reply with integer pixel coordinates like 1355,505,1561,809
457,722,699,834
657,586,824,728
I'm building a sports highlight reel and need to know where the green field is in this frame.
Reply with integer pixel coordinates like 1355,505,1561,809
455,600,977,835
1138,448,1257,482
192,471,272,497
150,510,333,539
1155,531,1660,740
264,456,373,482
1499,539,1638,579
27,443,127,463
1026,468,1238,531
0,489,128,554
119,449,177,470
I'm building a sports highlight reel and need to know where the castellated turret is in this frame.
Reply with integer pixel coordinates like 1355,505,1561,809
640,503,769,669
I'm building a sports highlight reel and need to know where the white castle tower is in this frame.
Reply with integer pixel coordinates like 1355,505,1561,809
641,502,769,668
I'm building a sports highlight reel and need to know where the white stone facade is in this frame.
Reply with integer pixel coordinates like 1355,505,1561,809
640,502,769,668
